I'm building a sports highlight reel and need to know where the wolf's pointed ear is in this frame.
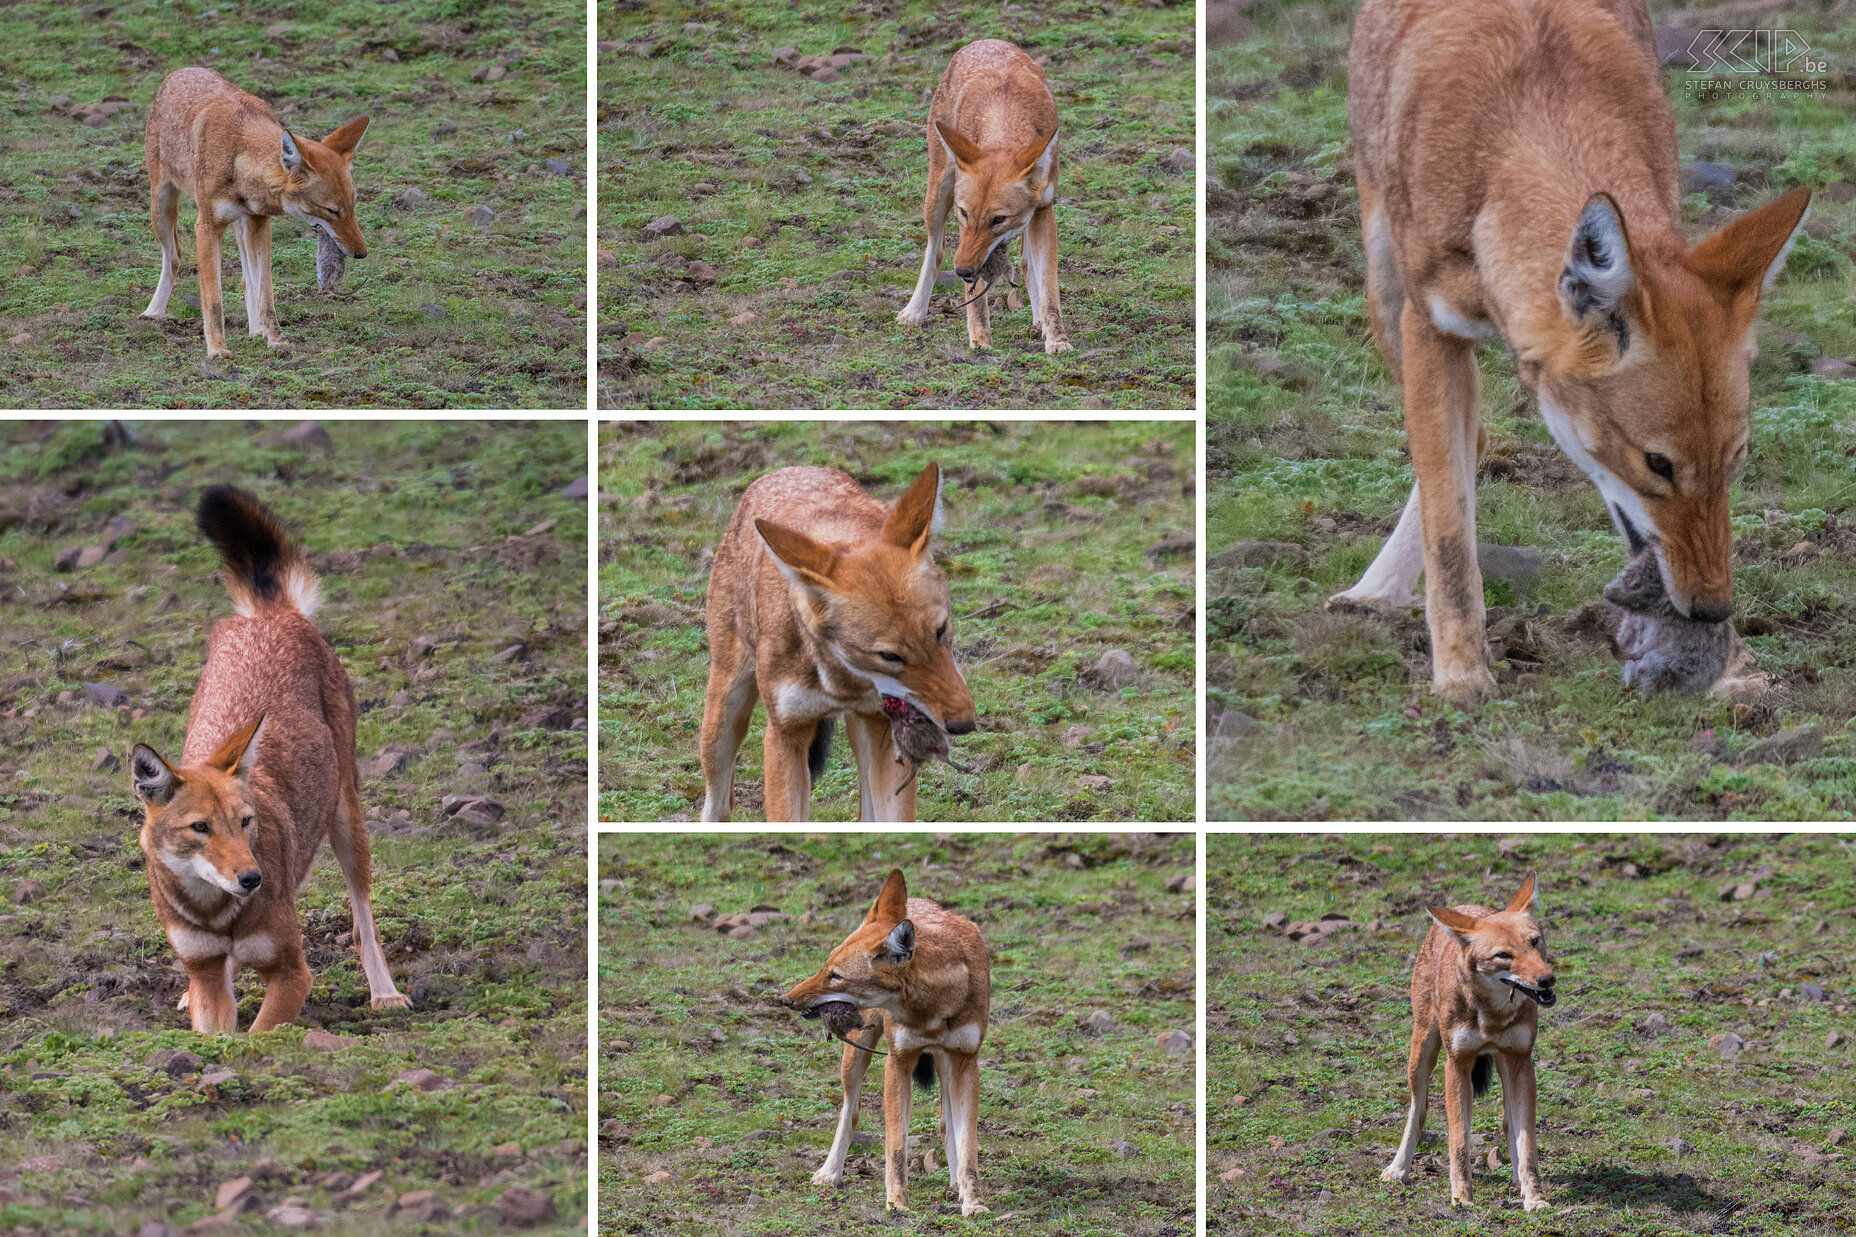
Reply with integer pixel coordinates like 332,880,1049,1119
321,116,370,162
878,919,916,965
755,519,838,594
1013,128,1059,183
882,463,942,557
864,868,909,926
280,129,305,175
1505,870,1538,914
1426,903,1482,942
1688,185,1811,304
934,122,984,172
1559,193,1637,355
131,744,178,807
206,715,264,781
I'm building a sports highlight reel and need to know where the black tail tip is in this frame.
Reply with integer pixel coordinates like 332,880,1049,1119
807,717,835,783
913,1053,936,1091
1472,1052,1493,1098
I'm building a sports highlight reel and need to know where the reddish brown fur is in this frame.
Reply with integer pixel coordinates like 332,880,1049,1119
143,67,369,358
785,871,991,1214
895,39,1072,353
1341,0,1809,701
1385,873,1556,1209
700,464,976,822
134,488,406,1033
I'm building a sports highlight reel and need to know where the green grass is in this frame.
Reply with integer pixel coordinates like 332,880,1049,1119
598,420,1197,822
1209,832,1856,1237
1205,1,1856,819
596,0,1194,409
0,2,585,409
599,832,1195,1235
0,421,587,1233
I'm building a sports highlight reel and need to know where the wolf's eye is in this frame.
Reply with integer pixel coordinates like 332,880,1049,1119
828,971,842,982
958,208,967,220
936,621,948,643
241,815,255,830
877,650,905,666
1493,951,1513,961
1530,936,1542,947
1645,452,1673,481
191,821,210,835
990,215,1006,227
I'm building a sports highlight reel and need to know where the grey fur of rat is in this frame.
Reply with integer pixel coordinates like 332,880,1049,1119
315,233,346,291
1603,549,1741,695
883,695,975,786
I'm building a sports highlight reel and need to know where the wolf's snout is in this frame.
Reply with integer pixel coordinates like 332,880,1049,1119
237,869,263,893
954,265,976,280
945,718,976,735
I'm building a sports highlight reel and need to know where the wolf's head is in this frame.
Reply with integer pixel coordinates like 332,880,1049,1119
784,869,917,1015
935,121,1058,295
1426,872,1557,1008
279,118,370,258
132,716,266,908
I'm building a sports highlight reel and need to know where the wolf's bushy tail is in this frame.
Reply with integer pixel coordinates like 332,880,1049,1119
1471,1052,1493,1098
196,485,320,618
913,1052,936,1092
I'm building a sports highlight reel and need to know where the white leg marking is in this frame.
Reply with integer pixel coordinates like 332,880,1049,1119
897,171,953,327
1334,482,1426,608
142,187,179,319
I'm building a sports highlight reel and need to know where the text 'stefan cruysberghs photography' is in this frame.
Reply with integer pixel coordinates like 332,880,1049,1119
599,832,1196,1235
0,1,587,410
0,421,588,1233
1207,0,1856,820
599,420,1197,823
597,0,1195,409
1208,833,1856,1236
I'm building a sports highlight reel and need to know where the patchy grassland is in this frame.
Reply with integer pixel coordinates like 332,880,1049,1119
598,419,1197,822
599,831,1196,1236
1205,0,1856,820
1208,832,1856,1237
0,1,585,409
596,0,1194,409
0,421,587,1233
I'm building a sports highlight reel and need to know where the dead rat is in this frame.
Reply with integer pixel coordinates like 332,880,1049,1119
882,695,975,791
315,232,346,292
1603,549,1737,696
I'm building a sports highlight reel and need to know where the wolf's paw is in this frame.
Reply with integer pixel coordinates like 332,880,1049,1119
1044,338,1073,354
884,1200,911,1213
1522,1197,1550,1212
1327,589,1417,615
811,1166,844,1187
177,991,191,1012
266,335,293,352
370,992,413,1011
141,309,174,321
1380,1164,1412,1185
1450,1192,1474,1209
896,306,928,327
962,1202,990,1216
1432,665,1496,704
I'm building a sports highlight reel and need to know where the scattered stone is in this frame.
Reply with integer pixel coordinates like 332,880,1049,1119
497,1187,555,1227
1829,1031,1846,1049
358,750,407,779
12,880,45,905
1741,725,1821,766
93,746,120,773
1156,1030,1191,1058
1719,880,1759,902
215,1177,254,1211
729,311,759,326
1681,160,1737,202
726,924,757,942
1477,544,1543,597
1663,1136,1695,1155
393,1191,441,1221
86,681,130,707
1811,357,1856,380
1829,1127,1848,1147
1801,984,1828,1002
772,45,799,65
1642,1012,1671,1035
385,1068,450,1092
643,215,684,239
1085,648,1144,690
15,1155,60,1174
1076,774,1114,792
1709,1032,1744,1058
1218,1166,1245,1182
264,1205,316,1230
1108,1139,1138,1159
490,642,528,664
1165,872,1196,893
148,1048,203,1077
1160,146,1194,173
465,204,495,226
1080,1009,1113,1035
302,1031,355,1049
199,1066,238,1088
642,1170,671,1184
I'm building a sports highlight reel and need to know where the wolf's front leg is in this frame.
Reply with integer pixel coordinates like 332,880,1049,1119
1501,1053,1549,1210
815,1027,877,1185
1442,1051,1477,1207
883,1048,920,1210
948,1051,988,1215
898,168,953,328
1024,203,1071,353
1402,299,1492,702
183,955,238,1033
195,215,231,359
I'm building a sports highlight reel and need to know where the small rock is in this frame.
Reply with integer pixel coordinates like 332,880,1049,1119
545,159,574,177
465,204,495,226
490,642,528,663
148,1048,203,1077
688,904,717,923
1089,648,1143,689
1076,774,1114,792
1165,872,1196,893
642,1170,671,1184
1719,880,1759,902
358,751,407,779
1080,1009,1113,1035
398,187,429,209
1829,1127,1848,1147
93,746,120,773
1829,1031,1846,1049
1156,1030,1191,1058
497,1187,555,1227
1664,1136,1695,1154
215,1177,254,1211
16,1155,60,1174
12,880,45,905
726,925,757,942
729,311,759,326
1642,1012,1671,1035
1811,356,1856,380
264,1206,315,1230
1108,1139,1138,1159
1681,160,1737,202
1477,544,1543,597
385,1068,450,1092
1710,1032,1744,1058
199,1066,238,1088
278,420,332,453
86,681,131,707
1800,984,1828,1002
1160,146,1194,172
771,45,799,65
643,215,684,239
1262,913,1288,931
302,1031,355,1049
810,65,840,83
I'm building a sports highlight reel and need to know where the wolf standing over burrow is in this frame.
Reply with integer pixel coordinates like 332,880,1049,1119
130,486,408,1033
896,39,1072,354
